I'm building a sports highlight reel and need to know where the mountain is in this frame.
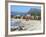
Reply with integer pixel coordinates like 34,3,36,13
11,11,27,16
11,8,41,16
28,8,41,14
28,8,41,16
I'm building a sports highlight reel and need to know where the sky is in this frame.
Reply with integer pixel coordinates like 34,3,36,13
11,5,41,13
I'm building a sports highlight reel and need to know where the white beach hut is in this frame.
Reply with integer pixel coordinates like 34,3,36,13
26,14,31,16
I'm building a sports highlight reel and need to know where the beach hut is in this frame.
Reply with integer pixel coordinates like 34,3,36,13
16,15,21,19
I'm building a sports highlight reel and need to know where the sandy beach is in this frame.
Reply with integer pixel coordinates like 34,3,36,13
11,18,41,31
